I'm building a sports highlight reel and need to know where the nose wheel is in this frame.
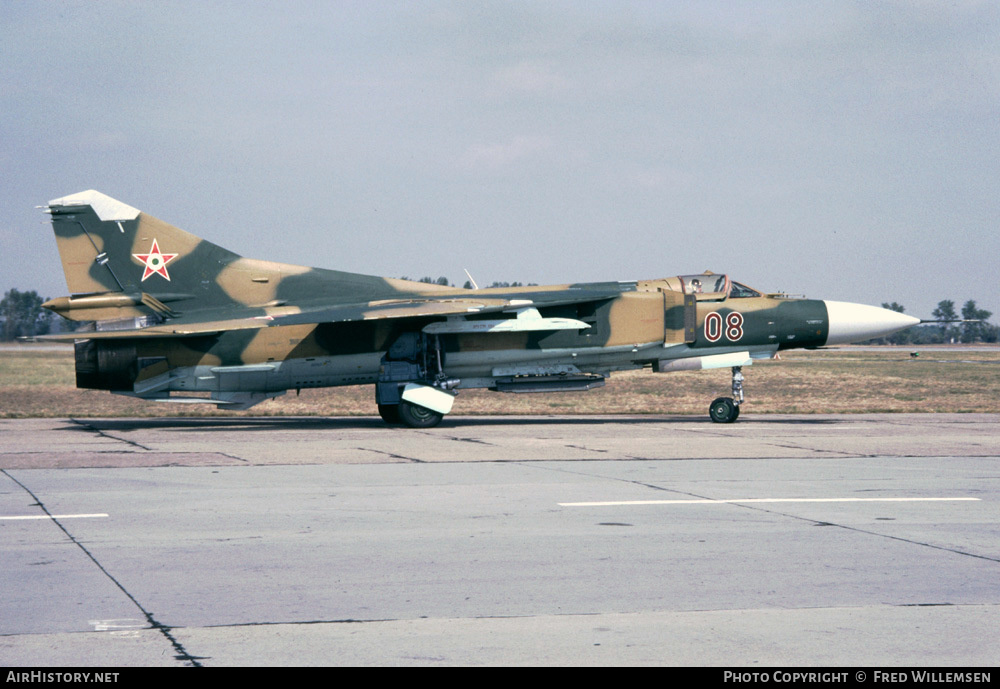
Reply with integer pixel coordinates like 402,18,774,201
709,366,744,423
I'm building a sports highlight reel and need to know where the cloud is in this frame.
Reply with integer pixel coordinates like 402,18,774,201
491,61,570,95
458,135,554,170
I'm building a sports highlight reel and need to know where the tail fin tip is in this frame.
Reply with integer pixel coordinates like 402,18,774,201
47,190,140,222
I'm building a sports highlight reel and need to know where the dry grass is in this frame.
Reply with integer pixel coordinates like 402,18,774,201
1,344,998,418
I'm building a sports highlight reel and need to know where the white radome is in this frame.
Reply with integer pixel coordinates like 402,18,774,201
824,301,921,345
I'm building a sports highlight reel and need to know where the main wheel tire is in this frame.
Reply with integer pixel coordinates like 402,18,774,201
378,404,401,425
709,397,739,424
398,400,444,428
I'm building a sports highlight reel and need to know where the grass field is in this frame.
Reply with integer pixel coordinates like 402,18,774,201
1,344,998,418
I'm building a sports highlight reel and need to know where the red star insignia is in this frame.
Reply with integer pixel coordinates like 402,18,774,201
132,239,178,281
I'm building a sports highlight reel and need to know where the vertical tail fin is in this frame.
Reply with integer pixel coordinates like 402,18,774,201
45,190,240,298
44,190,388,323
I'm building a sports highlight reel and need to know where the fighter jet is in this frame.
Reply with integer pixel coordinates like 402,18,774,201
40,190,919,427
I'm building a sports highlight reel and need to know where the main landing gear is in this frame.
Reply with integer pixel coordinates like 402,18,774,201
379,393,448,429
379,401,445,428
709,366,744,424
376,332,454,429
397,399,445,429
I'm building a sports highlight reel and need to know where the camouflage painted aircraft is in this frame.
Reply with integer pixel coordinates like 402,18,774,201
40,190,919,427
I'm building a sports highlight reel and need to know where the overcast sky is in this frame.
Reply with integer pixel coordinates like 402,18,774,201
2,1,998,319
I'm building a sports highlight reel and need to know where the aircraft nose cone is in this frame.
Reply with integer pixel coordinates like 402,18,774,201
823,301,921,345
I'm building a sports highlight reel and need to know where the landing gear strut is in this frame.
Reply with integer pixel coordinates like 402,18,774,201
709,366,744,423
376,332,455,428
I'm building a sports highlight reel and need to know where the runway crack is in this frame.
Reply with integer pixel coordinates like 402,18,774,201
516,461,717,499
214,452,250,464
565,444,609,454
417,432,496,447
0,469,205,667
207,617,392,628
69,418,153,451
356,447,425,463
761,441,874,458
720,502,1000,564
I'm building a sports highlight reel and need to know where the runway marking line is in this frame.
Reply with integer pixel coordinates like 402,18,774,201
558,497,980,507
0,513,109,521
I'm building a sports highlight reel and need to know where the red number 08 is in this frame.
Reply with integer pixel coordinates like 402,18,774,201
704,311,744,342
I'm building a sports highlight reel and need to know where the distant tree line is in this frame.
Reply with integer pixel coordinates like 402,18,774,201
401,277,538,289
0,289,58,341
872,300,998,345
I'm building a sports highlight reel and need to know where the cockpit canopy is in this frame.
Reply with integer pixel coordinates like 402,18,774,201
679,273,728,296
677,274,762,300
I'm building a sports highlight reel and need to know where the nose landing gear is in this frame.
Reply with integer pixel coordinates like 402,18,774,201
709,366,744,423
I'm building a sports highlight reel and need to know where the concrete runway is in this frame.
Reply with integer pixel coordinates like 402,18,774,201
1,414,997,666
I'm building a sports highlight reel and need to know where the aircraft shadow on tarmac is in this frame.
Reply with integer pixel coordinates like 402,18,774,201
60,415,842,434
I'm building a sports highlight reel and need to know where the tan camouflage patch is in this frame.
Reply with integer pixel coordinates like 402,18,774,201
216,258,312,306
52,231,106,294
605,291,664,347
241,324,323,363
